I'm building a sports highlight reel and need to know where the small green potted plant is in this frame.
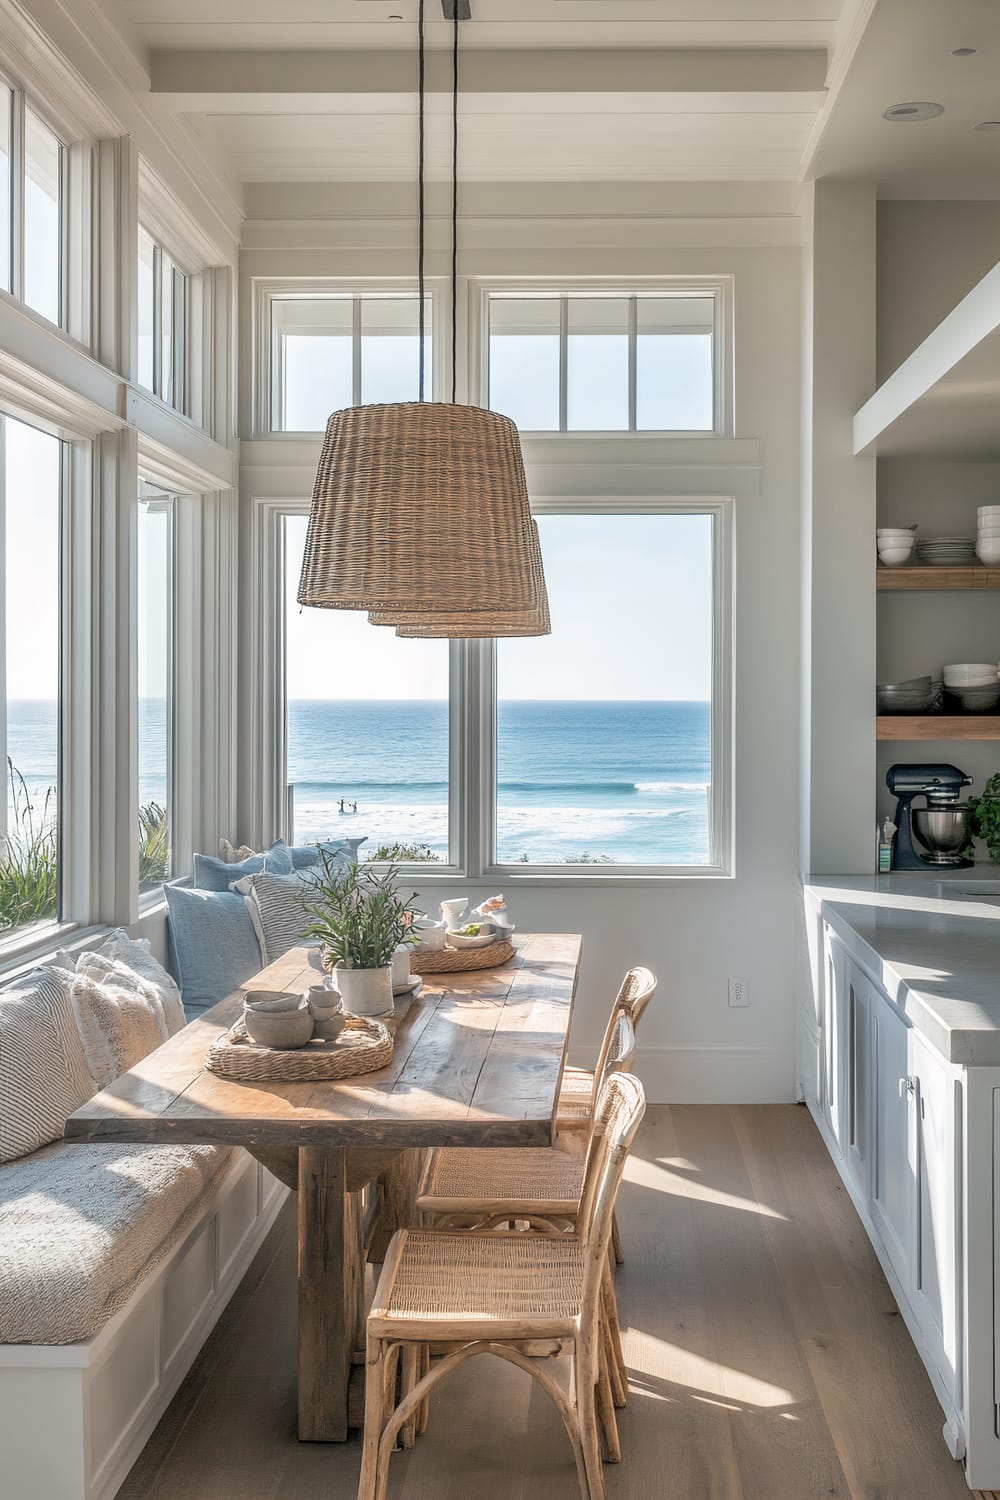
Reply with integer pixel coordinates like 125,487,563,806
303,854,420,1017
967,773,1000,862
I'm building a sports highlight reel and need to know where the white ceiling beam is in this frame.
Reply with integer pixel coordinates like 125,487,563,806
150,46,828,109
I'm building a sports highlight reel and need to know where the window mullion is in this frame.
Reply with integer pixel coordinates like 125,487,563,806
9,89,24,302
352,297,362,406
558,296,568,433
628,295,637,432
152,244,162,398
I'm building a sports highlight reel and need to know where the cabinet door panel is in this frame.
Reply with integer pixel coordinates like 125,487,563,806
845,966,871,1199
912,1031,961,1400
822,927,848,1151
871,990,913,1288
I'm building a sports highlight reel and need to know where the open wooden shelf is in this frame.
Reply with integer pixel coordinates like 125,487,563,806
877,565,1000,591
877,715,1000,741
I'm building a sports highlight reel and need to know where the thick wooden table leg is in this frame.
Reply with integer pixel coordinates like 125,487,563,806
368,1149,424,1262
298,1146,363,1441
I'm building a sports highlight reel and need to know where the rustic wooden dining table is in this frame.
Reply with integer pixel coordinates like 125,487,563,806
65,931,581,1442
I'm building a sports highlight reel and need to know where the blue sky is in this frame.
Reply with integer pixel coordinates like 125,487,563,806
286,511,712,702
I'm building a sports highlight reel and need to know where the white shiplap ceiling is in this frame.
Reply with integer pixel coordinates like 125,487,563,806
118,1,846,53
106,1,869,186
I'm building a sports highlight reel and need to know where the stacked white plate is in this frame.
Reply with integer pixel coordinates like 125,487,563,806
977,507,1000,565
916,535,977,565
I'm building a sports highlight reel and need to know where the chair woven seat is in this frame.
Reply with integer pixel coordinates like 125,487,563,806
417,1146,585,1216
369,1229,585,1340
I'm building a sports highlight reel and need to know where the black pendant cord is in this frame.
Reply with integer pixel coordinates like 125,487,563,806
451,4,459,403
417,0,426,403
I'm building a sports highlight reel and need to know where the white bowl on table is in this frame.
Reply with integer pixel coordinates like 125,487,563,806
446,925,498,949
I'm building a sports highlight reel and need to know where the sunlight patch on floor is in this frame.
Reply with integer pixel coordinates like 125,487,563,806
624,1155,788,1221
628,1329,796,1409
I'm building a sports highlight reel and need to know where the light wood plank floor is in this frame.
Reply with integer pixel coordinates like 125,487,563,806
118,1105,996,1500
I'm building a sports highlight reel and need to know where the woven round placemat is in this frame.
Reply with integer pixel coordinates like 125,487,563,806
206,1015,393,1082
409,939,516,974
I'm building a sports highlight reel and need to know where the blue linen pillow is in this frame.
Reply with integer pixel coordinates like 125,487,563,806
164,884,263,1017
289,837,367,869
193,841,293,892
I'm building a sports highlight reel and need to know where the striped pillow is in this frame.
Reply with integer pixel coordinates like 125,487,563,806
0,967,94,1163
232,867,325,966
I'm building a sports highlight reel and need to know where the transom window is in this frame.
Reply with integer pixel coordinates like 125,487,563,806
0,84,67,327
138,225,189,411
487,290,719,433
269,293,432,432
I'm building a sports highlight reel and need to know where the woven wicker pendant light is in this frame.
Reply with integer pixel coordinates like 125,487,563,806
296,0,549,637
368,522,549,636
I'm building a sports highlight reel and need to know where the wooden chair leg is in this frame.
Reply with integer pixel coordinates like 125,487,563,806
596,1339,622,1464
601,1307,626,1410
417,1343,431,1434
576,1339,607,1500
358,1337,388,1500
601,1262,627,1403
399,1343,420,1448
611,1209,625,1267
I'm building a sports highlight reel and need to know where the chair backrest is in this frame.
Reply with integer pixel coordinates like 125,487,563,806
588,967,656,1105
576,1071,646,1323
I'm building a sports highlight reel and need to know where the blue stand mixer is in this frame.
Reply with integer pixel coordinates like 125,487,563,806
885,763,974,870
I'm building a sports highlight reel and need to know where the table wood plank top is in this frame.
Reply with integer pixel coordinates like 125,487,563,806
65,933,581,1151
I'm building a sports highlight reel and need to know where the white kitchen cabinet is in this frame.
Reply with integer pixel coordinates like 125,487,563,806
845,964,872,1201
870,983,914,1290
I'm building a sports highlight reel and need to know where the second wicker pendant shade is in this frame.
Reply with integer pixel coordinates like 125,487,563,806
369,521,549,637
297,402,550,634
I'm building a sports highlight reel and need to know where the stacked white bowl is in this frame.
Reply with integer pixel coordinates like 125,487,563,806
943,661,1000,712
876,527,915,567
977,506,1000,565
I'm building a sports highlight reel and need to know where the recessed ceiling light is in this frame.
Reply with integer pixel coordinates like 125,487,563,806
974,120,1000,132
952,46,977,56
882,101,945,122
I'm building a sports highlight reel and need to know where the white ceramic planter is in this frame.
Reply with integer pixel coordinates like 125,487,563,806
335,962,394,1017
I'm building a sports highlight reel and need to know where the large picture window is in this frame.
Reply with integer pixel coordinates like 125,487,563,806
137,485,174,890
269,293,432,432
487,290,719,433
495,512,716,868
2,414,63,935
283,515,451,863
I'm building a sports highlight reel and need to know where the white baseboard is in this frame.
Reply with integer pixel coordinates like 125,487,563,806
634,1044,796,1103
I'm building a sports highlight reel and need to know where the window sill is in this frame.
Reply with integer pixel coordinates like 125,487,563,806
0,919,102,982
390,866,734,887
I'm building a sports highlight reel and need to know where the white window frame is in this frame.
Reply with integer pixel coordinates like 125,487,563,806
261,493,734,883
474,276,734,438
253,278,445,438
136,482,176,901
138,224,190,416
0,75,73,333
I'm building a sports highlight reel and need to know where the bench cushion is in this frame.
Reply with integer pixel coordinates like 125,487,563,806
0,1141,236,1344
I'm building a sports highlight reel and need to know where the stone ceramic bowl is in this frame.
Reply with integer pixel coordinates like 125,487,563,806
243,994,314,1049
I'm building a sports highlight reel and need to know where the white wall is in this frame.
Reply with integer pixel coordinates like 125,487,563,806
239,182,804,1102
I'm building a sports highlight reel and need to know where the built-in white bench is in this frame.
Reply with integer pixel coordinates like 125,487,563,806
0,1150,287,1500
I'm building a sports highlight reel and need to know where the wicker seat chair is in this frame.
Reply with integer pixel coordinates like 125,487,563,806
556,966,657,1134
357,1071,646,1500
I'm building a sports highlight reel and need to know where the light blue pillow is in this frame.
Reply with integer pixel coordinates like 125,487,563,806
164,884,263,1017
290,837,367,869
193,841,293,892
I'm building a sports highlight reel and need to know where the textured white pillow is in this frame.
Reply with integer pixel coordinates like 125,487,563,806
71,969,169,1092
95,929,186,1035
0,968,94,1163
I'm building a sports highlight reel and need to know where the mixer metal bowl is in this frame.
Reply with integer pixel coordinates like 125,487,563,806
912,805,972,861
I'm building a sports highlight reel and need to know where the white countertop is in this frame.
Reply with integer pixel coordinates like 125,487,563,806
804,868,1000,1065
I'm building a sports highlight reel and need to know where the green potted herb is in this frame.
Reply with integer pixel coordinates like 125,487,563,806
967,773,1000,862
303,854,420,1017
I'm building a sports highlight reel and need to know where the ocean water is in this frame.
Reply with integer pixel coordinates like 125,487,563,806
4,698,712,865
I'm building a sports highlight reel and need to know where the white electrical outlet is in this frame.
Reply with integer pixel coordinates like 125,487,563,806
728,979,749,1008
